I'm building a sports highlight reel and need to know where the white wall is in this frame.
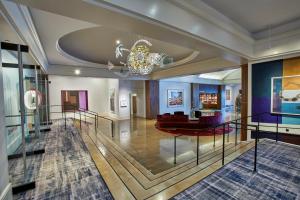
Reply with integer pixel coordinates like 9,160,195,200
130,80,146,118
225,84,241,106
159,81,191,115
49,75,109,119
119,80,146,119
118,80,131,120
48,75,146,120
107,79,119,119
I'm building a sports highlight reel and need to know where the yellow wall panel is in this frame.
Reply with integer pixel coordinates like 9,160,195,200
283,57,300,90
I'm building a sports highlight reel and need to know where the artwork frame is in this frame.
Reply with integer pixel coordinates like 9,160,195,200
120,98,127,108
61,90,88,112
167,89,184,107
271,75,300,116
109,88,116,113
226,89,231,100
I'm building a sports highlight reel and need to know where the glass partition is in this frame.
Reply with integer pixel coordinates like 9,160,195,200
38,72,49,126
1,42,47,190
2,52,22,158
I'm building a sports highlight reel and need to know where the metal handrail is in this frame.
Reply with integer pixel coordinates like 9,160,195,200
77,108,114,137
48,104,114,136
78,108,114,123
171,111,298,172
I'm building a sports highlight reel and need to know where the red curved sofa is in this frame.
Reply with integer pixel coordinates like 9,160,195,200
156,111,222,129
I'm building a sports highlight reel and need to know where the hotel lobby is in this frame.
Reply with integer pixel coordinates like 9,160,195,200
0,0,300,200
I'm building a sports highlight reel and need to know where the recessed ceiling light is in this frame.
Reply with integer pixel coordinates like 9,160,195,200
116,40,121,45
75,69,80,75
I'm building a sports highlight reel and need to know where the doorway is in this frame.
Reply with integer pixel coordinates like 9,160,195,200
131,93,137,117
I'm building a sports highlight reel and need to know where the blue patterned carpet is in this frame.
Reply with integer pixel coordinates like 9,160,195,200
173,140,300,200
13,119,113,200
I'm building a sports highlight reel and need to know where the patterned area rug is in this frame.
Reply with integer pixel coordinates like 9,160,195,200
172,140,300,200
13,119,113,200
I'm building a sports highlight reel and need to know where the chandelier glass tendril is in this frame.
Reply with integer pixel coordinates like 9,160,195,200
115,39,166,75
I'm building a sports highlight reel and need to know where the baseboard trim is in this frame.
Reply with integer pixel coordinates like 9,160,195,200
0,183,12,200
12,181,35,194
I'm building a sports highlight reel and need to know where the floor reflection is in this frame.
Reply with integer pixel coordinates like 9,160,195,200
97,115,241,174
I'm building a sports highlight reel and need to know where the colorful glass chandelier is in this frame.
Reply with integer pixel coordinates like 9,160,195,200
115,39,166,75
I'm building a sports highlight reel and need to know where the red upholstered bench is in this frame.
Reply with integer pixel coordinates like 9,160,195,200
156,112,222,129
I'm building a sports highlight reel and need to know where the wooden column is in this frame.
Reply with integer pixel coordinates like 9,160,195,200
217,85,225,110
241,64,248,141
145,80,159,119
191,83,200,109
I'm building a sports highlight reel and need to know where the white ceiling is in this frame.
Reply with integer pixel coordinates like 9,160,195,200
201,0,300,35
0,14,23,44
3,0,300,79
0,14,37,65
58,26,201,65
199,68,239,80
28,6,224,72
161,68,241,85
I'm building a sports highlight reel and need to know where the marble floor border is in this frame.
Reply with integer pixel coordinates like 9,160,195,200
77,121,255,199
97,126,241,181
94,130,248,188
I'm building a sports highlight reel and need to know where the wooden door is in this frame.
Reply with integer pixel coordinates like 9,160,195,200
132,96,137,115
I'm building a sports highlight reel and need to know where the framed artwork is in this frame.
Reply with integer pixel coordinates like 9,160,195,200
61,90,88,111
168,89,183,107
109,88,115,112
271,75,300,115
226,89,231,100
120,98,127,107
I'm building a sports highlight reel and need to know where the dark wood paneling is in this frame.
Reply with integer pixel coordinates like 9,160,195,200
251,131,300,145
217,85,225,110
241,64,248,141
145,80,159,119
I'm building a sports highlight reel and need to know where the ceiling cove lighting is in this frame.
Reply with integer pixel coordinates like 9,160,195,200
74,69,81,75
198,69,238,80
114,39,170,75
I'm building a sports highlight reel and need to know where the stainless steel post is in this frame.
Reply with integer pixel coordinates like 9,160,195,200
45,77,49,126
111,121,114,137
79,111,81,129
64,110,67,130
235,120,238,145
34,65,40,137
227,123,229,142
222,124,225,165
174,136,177,164
18,45,27,175
94,115,97,132
254,126,258,172
276,115,279,142
213,127,216,147
196,135,199,165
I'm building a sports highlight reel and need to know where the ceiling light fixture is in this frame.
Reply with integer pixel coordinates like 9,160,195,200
116,40,121,45
74,69,81,75
114,39,170,75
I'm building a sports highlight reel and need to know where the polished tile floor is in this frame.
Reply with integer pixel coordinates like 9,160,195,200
99,117,241,174
78,113,254,200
